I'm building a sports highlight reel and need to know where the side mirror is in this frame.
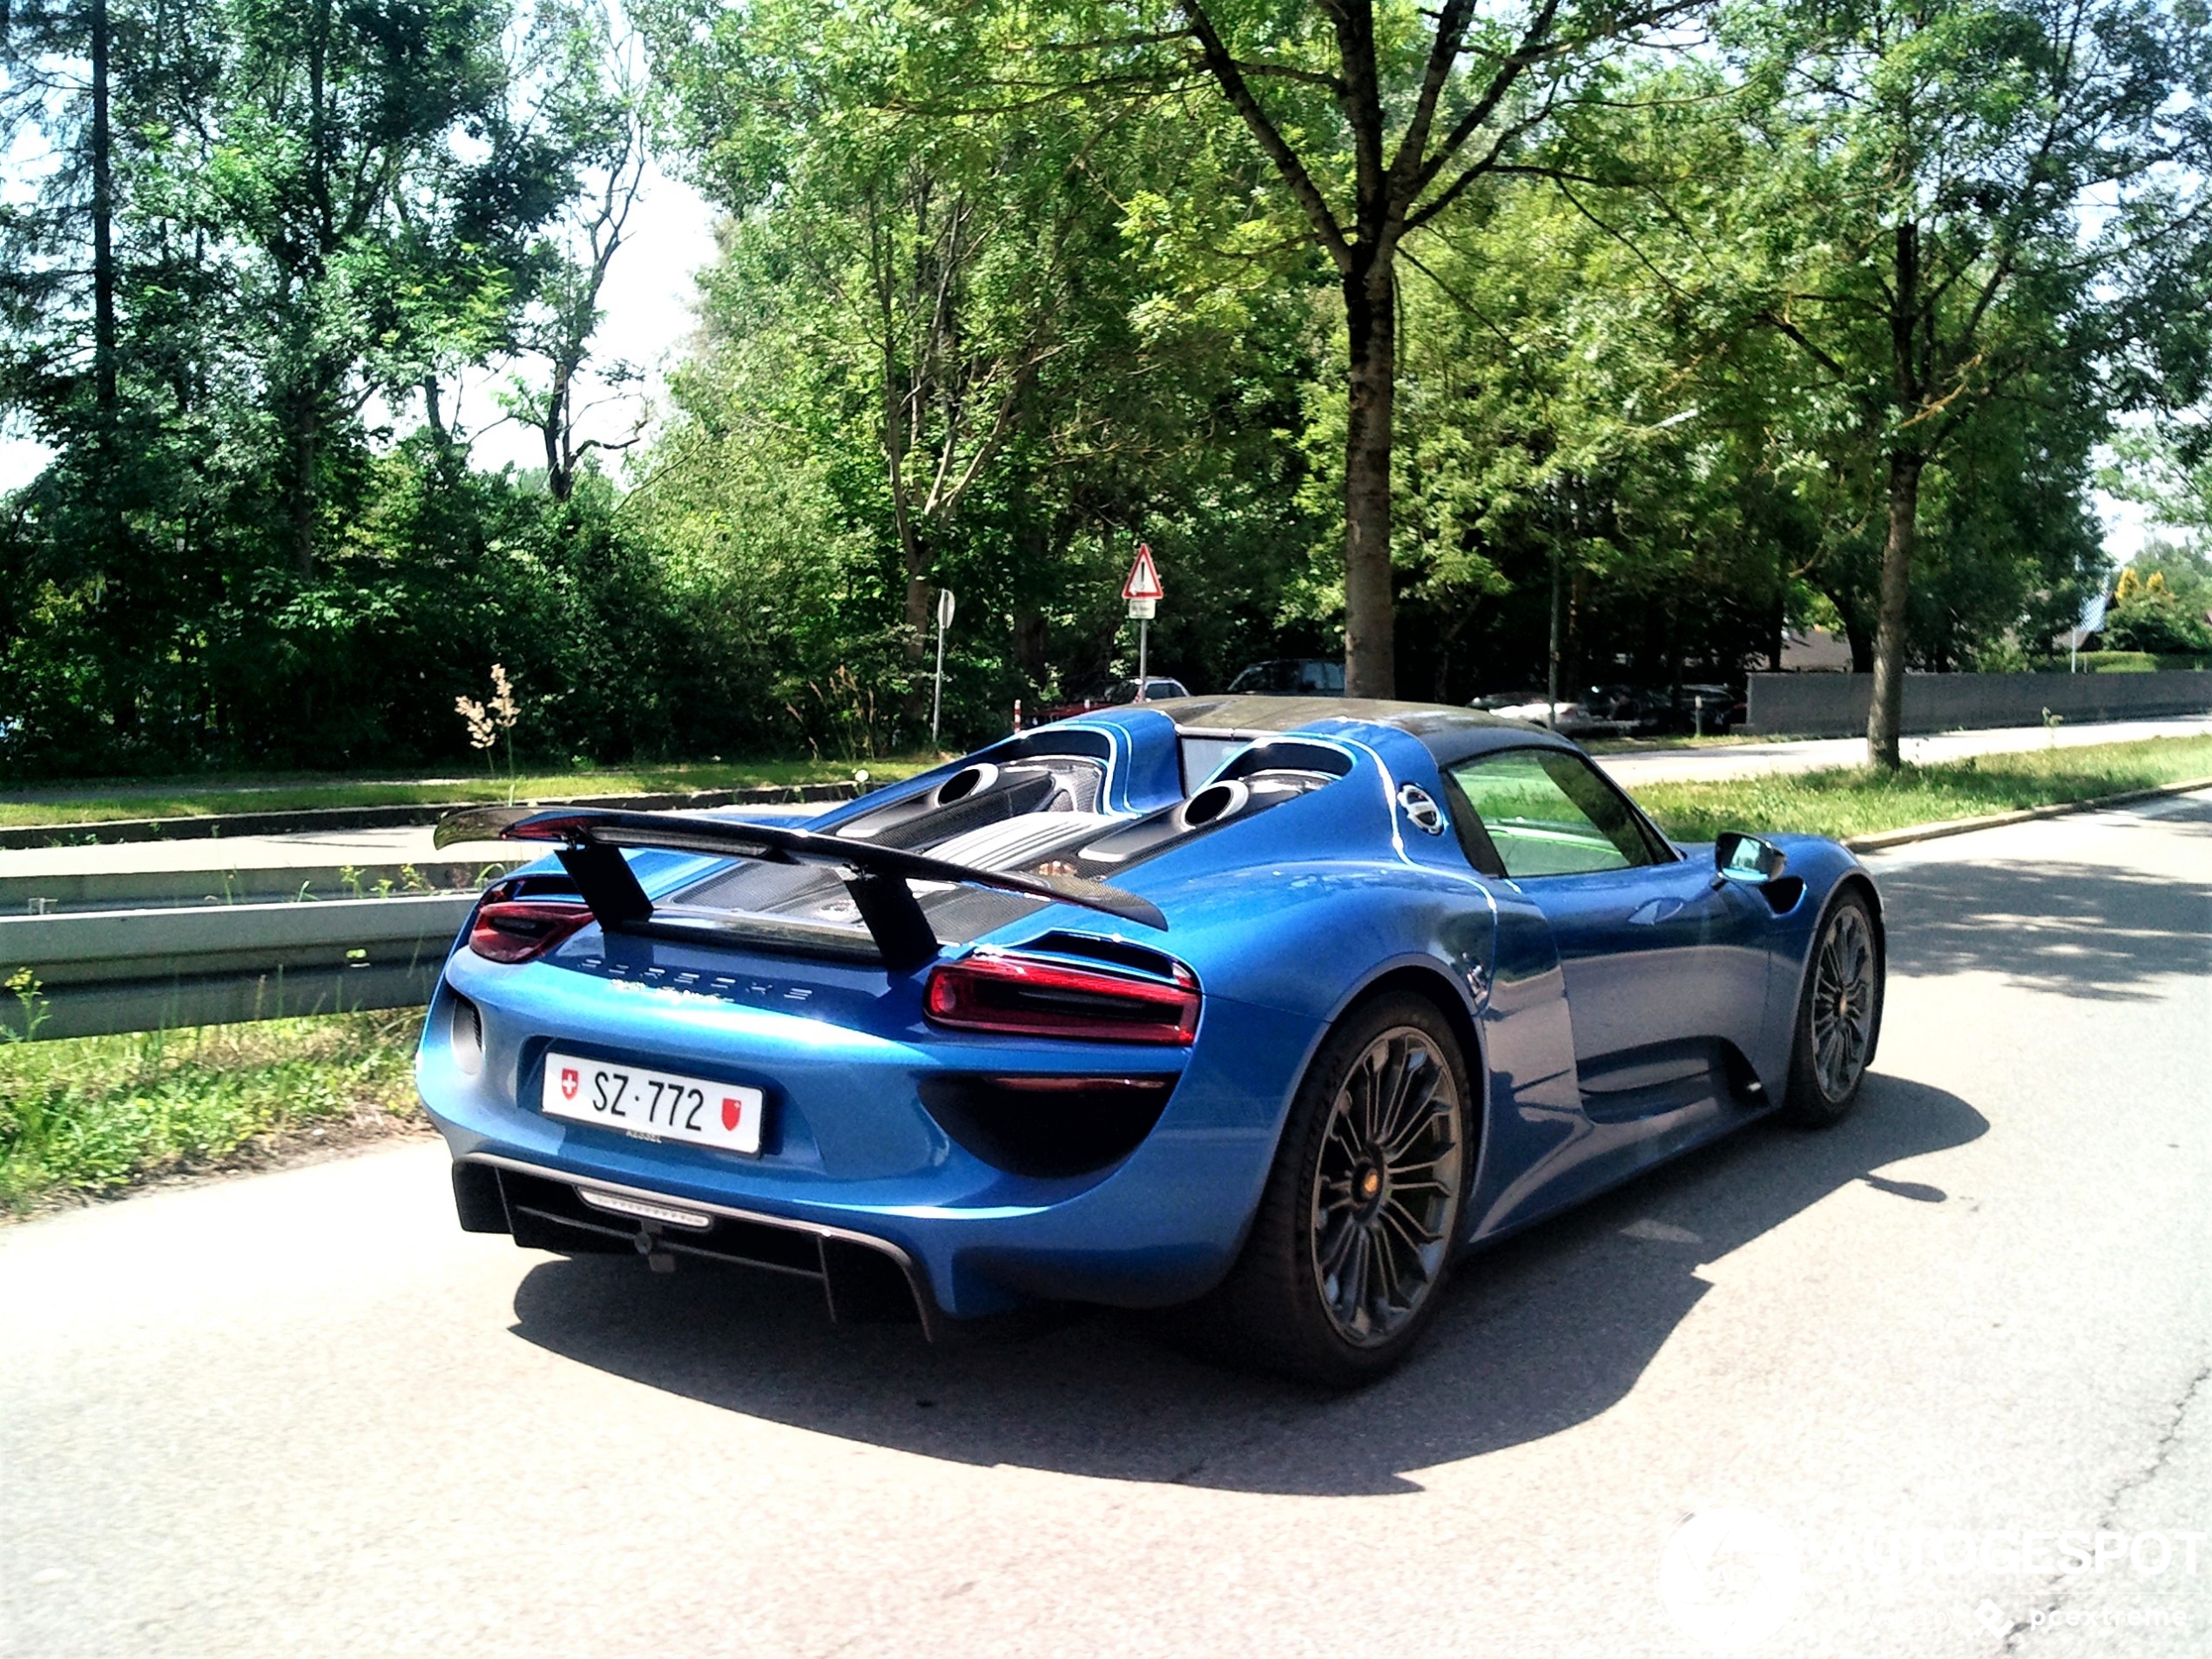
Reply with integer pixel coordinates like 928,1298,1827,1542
1714,831,1786,884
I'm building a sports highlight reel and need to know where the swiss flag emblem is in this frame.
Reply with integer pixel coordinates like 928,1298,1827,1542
560,1067,579,1100
721,1096,744,1131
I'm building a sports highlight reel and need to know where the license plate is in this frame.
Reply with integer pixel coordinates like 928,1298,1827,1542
540,1052,764,1155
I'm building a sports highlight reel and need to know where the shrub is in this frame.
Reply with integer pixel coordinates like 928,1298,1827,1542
2102,591,2212,656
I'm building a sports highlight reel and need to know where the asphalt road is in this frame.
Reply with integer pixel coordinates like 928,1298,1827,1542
4,793,2209,1659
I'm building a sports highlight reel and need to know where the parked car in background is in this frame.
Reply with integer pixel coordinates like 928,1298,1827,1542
1470,692,1629,738
1484,684,1747,738
1035,678,1190,725
1584,685,1658,732
1624,684,1747,735
1673,684,1748,734
1226,658,1345,696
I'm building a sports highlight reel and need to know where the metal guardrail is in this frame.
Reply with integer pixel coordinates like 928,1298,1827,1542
0,781,861,849
0,857,517,915
0,797,843,1040
0,893,476,1041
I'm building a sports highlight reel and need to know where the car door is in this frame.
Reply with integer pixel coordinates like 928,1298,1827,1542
1442,747,1773,1120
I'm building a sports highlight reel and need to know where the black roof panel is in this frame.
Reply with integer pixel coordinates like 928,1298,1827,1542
1143,695,1581,768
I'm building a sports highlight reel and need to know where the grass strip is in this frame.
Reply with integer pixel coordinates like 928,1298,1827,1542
0,1008,426,1214
1634,735,2212,843
0,755,938,829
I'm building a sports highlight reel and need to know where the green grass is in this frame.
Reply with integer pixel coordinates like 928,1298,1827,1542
1635,735,2212,843
0,754,940,830
0,1009,427,1213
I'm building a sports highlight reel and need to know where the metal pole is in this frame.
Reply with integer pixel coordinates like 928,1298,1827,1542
1136,618,1149,699
931,611,947,745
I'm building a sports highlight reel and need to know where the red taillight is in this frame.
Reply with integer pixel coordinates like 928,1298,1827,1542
467,900,592,964
923,953,1199,1045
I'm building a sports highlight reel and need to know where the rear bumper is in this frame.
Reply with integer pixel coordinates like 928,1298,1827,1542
452,1154,944,1336
419,964,1326,1321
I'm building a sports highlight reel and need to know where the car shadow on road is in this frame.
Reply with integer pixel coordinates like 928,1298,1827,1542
507,1073,1985,1496
1875,842,2212,1001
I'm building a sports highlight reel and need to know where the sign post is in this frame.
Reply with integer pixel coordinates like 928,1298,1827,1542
1122,544,1163,700
931,588,955,746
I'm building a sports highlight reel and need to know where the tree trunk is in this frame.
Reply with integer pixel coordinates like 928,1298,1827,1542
543,358,574,501
1013,604,1048,680
1865,452,1923,769
1565,566,1583,700
900,535,931,659
90,0,117,416
1838,609,1874,674
880,323,931,663
287,390,318,578
1341,270,1396,698
422,379,450,450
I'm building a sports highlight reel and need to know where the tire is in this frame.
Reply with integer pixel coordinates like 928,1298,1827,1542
1190,993,1474,1387
1783,890,1882,1127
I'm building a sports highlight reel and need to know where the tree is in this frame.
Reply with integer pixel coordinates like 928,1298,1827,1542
1716,0,2212,765
0,0,119,420
982,0,1703,696
646,1,1075,656
206,0,602,573
2105,429,2212,586
637,0,1325,736
1,0,640,773
502,15,650,502
2102,562,2212,652
0,0,232,753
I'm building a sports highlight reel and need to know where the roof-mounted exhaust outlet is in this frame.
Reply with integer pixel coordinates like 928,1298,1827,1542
1178,779,1250,830
934,763,998,806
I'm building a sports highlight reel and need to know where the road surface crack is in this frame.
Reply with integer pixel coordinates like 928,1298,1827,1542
2000,1357,2212,1651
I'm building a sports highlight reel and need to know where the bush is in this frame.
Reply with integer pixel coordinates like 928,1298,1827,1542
2054,650,2212,673
2102,591,2212,656
0,450,699,779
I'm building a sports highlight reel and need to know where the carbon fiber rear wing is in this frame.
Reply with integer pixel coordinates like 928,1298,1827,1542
435,805,1166,971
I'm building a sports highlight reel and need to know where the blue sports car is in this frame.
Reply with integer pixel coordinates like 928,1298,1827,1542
421,696,1884,1383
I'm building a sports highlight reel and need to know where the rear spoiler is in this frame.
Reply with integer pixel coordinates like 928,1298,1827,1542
435,805,1166,972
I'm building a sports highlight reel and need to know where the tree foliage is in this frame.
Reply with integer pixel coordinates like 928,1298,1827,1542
4,0,2211,779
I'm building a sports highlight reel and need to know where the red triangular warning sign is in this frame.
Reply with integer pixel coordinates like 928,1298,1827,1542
1122,543,1163,601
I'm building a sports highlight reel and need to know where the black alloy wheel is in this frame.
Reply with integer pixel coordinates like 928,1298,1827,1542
1784,892,1882,1126
1189,993,1473,1386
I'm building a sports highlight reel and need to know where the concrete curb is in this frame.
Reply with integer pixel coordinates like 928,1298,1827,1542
1843,776,2212,853
0,781,866,850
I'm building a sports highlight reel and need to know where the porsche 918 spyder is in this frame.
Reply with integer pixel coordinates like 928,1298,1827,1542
420,696,1884,1383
